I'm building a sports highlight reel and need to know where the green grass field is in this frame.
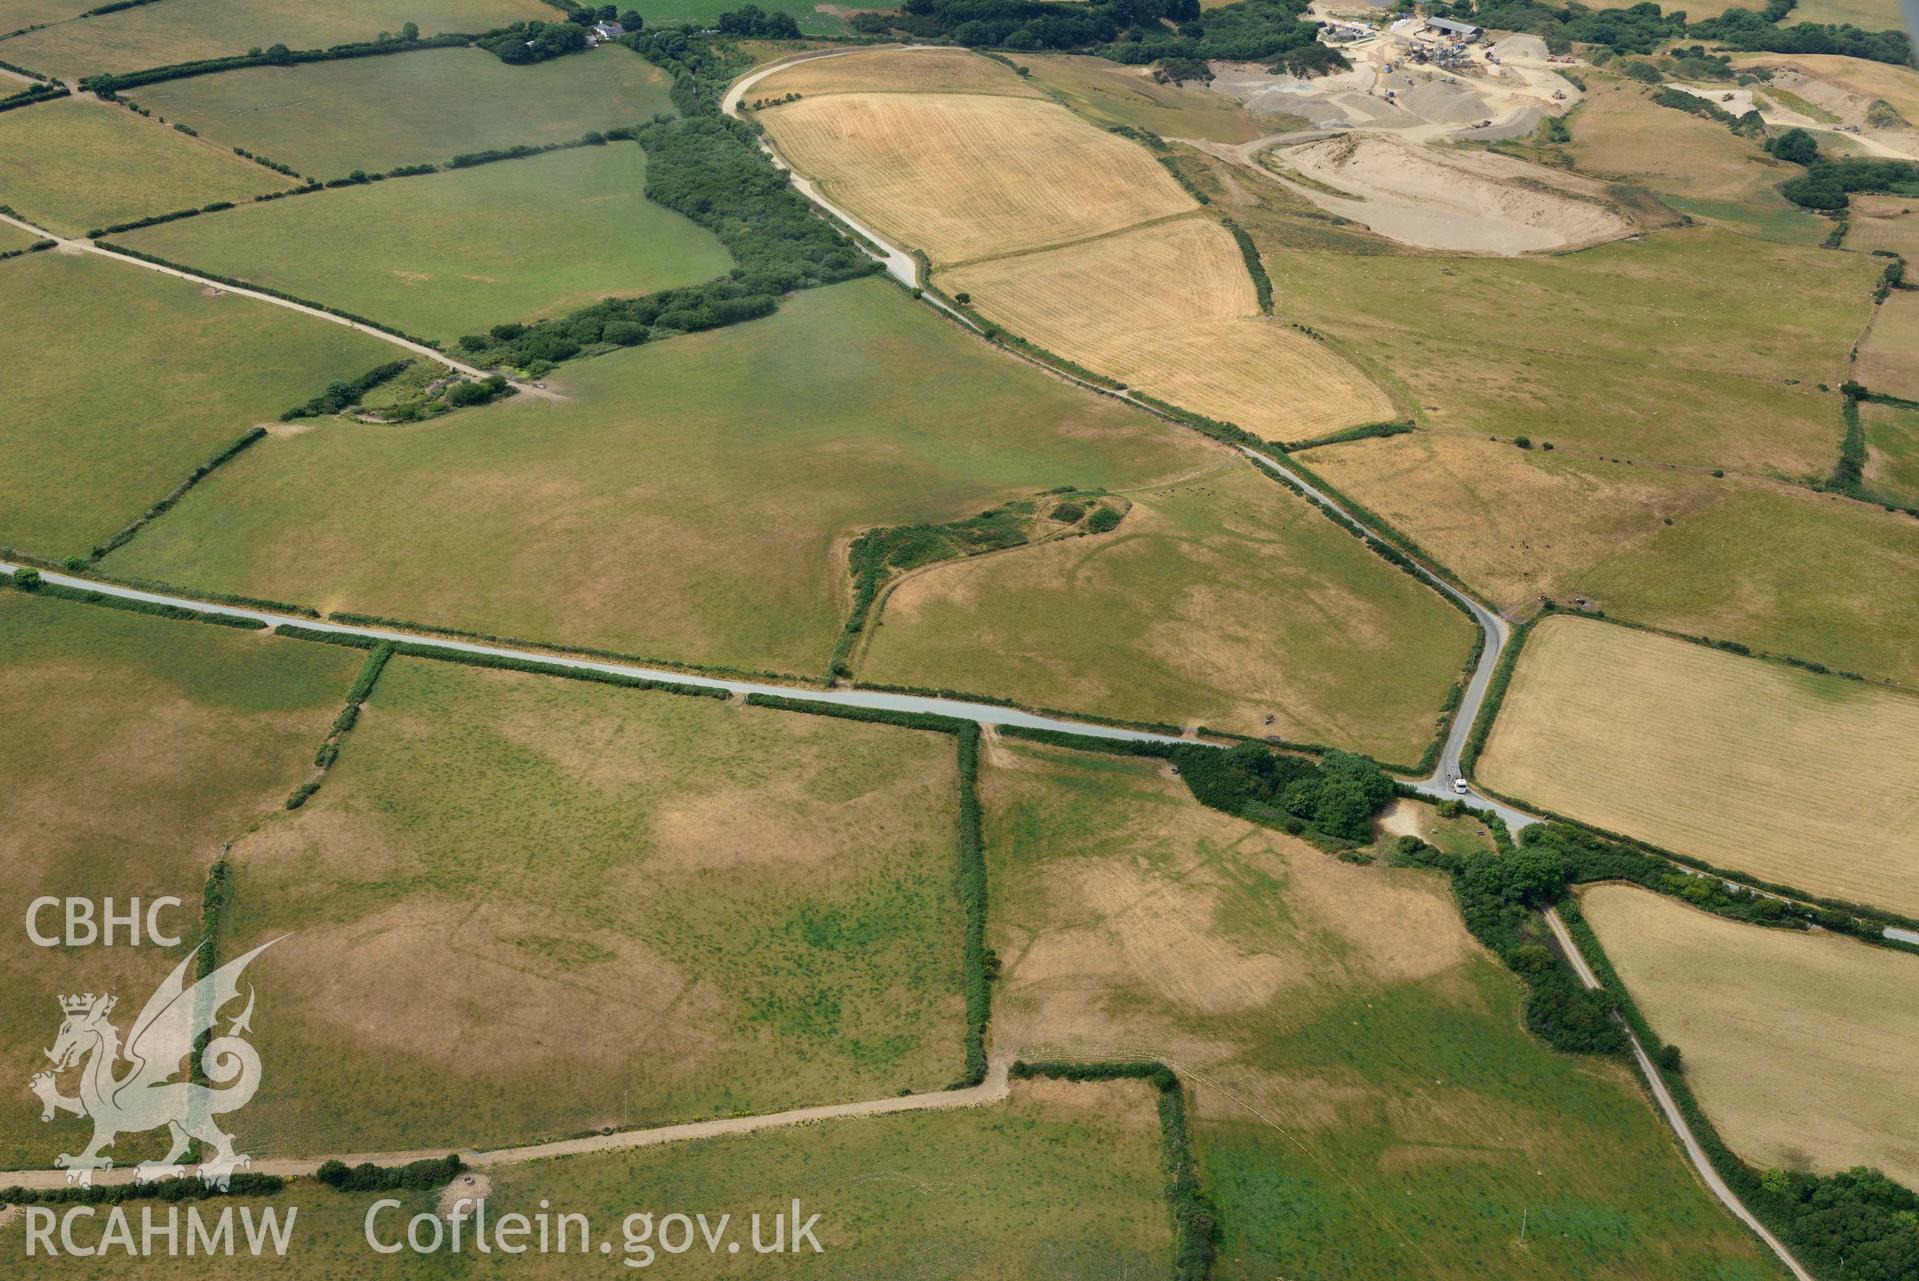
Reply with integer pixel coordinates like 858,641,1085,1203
0,0,549,82
0,1083,1172,1276
0,97,286,235
1575,484,1919,686
126,45,678,177
123,145,733,343
1863,401,1919,508
0,590,360,1170
224,653,966,1152
861,459,1475,762
1261,225,1877,477
1779,0,1906,29
103,278,1209,677
0,219,42,252
0,251,394,559
983,739,1776,1280
0,0,94,35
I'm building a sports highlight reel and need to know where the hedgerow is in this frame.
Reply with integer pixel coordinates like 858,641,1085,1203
955,725,991,1087
1562,903,1919,1279
0,1174,285,1204
317,1154,462,1192
0,81,66,112
92,427,270,561
81,32,470,95
281,360,414,420
1009,1060,1217,1280
6,571,266,630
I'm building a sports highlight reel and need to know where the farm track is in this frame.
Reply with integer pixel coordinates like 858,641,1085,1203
0,207,559,401
722,49,1821,1281
0,1060,1013,1190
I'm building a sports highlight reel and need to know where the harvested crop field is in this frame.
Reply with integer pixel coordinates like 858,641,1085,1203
121,145,733,344
1018,51,1268,143
104,280,1207,677
1263,225,1875,473
1480,614,1919,914
124,45,677,177
943,215,1393,441
1296,434,1919,684
1863,400,1919,507
0,251,393,559
0,96,284,235
0,0,548,83
984,739,1776,1281
1856,289,1919,401
759,89,1193,263
225,654,965,1151
0,591,360,1170
1272,133,1635,254
861,460,1475,764
1845,195,1919,256
751,45,1045,100
1582,884,1919,1186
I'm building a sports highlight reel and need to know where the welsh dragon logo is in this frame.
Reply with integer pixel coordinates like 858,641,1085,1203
28,938,280,1189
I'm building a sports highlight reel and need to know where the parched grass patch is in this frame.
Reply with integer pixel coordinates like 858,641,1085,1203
0,0,549,83
1019,51,1270,143
1300,433,1919,684
103,278,1205,677
751,45,1047,101
0,96,284,235
943,216,1393,442
1263,225,1876,475
122,145,734,344
0,0,94,34
0,1082,1173,1276
1582,884,1919,1187
0,218,42,252
983,739,1776,1281
1845,195,1919,257
1773,0,1905,24
1552,74,1826,245
0,251,393,559
0,590,361,1170
225,654,966,1153
759,88,1194,264
1479,614,1919,915
126,45,677,177
863,460,1474,763
1856,289,1919,402
1862,400,1919,507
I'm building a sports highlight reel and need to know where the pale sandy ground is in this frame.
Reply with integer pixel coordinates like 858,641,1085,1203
1272,132,1634,253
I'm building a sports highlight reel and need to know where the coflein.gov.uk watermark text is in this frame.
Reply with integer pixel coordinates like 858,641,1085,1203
24,1199,826,1269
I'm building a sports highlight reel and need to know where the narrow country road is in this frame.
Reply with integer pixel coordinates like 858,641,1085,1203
0,1060,1012,1190
716,53,1827,1281
0,208,557,400
1546,909,1816,1281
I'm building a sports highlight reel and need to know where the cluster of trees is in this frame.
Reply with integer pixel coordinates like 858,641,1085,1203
476,19,588,62
1395,831,1628,1054
1756,1167,1919,1280
849,0,1322,59
715,4,802,37
1781,155,1919,210
1171,741,1395,842
1692,4,1912,64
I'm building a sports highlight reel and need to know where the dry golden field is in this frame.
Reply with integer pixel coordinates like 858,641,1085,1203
1845,196,1919,257
760,90,1192,263
751,47,1046,100
1856,289,1919,401
943,216,1392,440
1480,615,1919,914
1582,884,1919,1186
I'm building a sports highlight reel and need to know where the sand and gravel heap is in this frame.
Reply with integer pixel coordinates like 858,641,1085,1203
1273,132,1635,253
